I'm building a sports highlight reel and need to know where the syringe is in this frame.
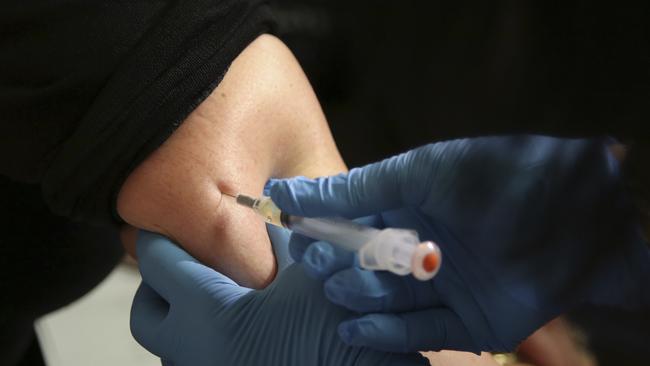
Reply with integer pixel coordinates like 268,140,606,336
224,193,441,281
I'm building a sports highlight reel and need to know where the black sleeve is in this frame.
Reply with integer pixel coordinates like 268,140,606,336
0,0,274,224
619,141,650,241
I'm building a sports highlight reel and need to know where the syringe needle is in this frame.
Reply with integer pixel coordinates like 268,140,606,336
221,191,258,209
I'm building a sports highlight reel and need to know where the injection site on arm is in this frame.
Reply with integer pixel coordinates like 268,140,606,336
117,34,346,288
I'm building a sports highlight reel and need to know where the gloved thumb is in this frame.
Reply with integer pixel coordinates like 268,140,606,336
137,231,251,308
130,282,172,358
268,150,423,218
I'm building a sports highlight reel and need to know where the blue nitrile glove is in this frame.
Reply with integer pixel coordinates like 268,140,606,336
266,224,294,271
268,135,650,354
130,231,428,366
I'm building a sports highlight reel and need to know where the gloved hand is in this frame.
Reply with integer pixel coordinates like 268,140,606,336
268,135,650,353
130,230,428,366
266,224,294,272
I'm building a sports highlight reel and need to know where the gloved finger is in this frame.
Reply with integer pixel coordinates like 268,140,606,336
130,282,171,358
302,241,356,280
136,230,211,302
338,309,479,354
288,232,316,262
266,224,294,272
268,150,423,218
323,267,441,313
136,230,250,306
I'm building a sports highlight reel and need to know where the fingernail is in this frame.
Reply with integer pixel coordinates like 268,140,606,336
305,243,334,270
324,278,344,304
338,322,354,344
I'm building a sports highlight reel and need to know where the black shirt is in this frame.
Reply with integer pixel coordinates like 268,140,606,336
2,1,649,224
1,0,273,224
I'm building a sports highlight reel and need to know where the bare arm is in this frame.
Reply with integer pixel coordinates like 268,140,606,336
117,34,345,288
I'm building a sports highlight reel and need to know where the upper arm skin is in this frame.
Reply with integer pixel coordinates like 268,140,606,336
116,34,346,288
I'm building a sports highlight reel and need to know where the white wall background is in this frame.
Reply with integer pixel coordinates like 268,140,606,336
35,263,160,366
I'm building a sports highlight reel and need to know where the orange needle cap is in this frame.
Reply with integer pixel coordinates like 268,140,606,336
422,253,439,273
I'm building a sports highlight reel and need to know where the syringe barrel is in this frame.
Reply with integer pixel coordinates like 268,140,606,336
283,215,379,252
237,194,441,280
241,195,379,250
